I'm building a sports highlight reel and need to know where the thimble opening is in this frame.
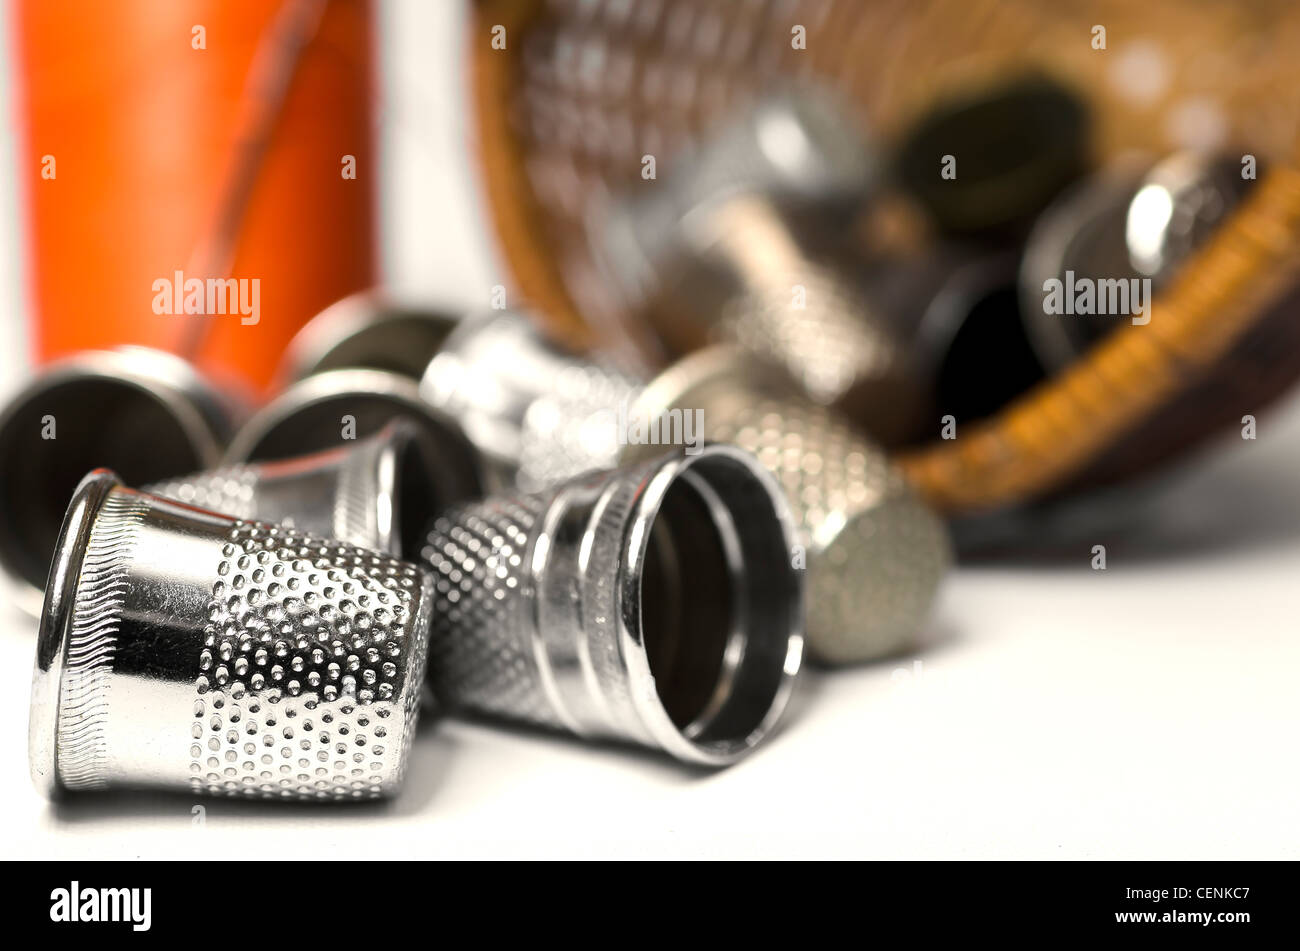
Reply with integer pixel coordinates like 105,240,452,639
633,449,803,762
227,370,483,512
0,378,209,596
394,429,442,559
294,312,457,382
935,278,1045,424
237,392,433,461
641,477,734,729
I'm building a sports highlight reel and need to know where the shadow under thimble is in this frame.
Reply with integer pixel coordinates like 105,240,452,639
0,347,238,617
420,444,804,766
30,470,434,801
146,419,456,562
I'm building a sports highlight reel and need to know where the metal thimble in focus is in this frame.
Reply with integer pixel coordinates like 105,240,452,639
0,347,237,616
422,312,949,665
30,470,433,800
224,367,485,499
420,444,803,765
146,419,451,560
276,291,460,385
592,86,924,445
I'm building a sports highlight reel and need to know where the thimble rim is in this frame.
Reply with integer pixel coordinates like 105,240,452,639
223,368,485,500
618,443,805,765
369,417,446,559
1016,161,1150,374
632,345,798,426
275,290,460,386
0,348,229,618
29,468,122,797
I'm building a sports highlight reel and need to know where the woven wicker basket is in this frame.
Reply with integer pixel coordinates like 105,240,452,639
471,0,1300,515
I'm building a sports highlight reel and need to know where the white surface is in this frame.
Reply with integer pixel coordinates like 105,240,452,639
5,397,1299,859
2,2,1299,859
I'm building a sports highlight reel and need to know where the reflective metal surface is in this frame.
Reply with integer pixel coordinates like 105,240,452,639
1020,152,1256,372
422,310,640,491
146,420,450,560
422,312,949,664
276,291,461,385
420,445,803,765
0,347,237,617
1126,152,1257,279
30,470,433,800
598,84,877,311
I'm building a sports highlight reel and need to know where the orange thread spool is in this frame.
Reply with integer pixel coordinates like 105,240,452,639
14,0,376,396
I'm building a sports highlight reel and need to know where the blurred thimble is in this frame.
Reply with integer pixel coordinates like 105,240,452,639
599,84,876,307
422,310,641,492
225,367,485,499
30,470,433,800
1020,151,1257,372
0,347,237,616
146,419,451,560
592,87,922,444
420,444,803,765
276,291,460,385
916,253,1049,426
422,312,949,665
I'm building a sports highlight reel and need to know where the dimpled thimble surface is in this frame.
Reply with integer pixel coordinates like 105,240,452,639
30,470,433,801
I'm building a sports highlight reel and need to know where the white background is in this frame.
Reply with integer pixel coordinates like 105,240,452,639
1,3,1297,859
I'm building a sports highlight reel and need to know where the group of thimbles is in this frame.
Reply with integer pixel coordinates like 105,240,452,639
14,75,1247,803
7,284,949,800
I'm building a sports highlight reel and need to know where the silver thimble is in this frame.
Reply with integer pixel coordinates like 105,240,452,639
276,291,460,385
0,347,237,616
146,419,453,560
1020,151,1256,372
422,310,640,492
598,84,877,309
224,367,485,499
30,470,433,800
420,444,803,765
421,312,949,665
